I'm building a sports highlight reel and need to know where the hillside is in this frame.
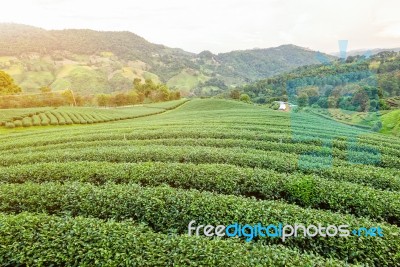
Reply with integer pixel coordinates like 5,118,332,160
0,99,187,128
0,23,334,94
237,51,400,107
0,99,399,266
381,109,400,136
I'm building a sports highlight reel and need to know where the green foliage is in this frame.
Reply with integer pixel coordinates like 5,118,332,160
372,121,383,132
270,102,280,110
1,100,188,128
0,161,398,224
0,182,398,266
239,93,251,103
381,109,400,136
21,117,32,127
298,93,309,107
238,52,400,110
0,99,399,266
0,213,348,267
39,112,50,126
31,115,41,126
285,175,317,206
230,89,241,99
96,79,180,107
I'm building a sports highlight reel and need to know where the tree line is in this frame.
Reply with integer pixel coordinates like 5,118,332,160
233,52,400,111
0,70,180,109
96,79,180,107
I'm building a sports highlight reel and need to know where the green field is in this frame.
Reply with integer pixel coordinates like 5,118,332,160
0,99,187,129
0,99,399,266
308,108,398,134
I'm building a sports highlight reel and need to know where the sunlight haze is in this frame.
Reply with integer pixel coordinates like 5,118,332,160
2,0,400,53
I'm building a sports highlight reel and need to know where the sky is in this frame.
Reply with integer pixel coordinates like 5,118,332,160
1,0,399,54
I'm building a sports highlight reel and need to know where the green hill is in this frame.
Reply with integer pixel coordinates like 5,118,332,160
0,99,187,129
0,23,334,94
237,51,400,106
0,99,399,265
381,109,400,136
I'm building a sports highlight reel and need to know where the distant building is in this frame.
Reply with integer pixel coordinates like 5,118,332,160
278,101,286,110
274,101,296,112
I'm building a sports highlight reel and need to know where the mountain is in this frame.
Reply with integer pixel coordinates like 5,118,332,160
0,23,335,94
331,47,400,57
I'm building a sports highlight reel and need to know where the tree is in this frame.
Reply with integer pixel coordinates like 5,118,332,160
298,93,308,107
0,70,21,95
379,99,390,110
133,78,142,90
127,91,138,105
170,91,181,100
113,93,129,106
327,96,338,108
61,89,77,106
352,87,370,112
301,86,319,105
316,97,328,108
230,89,241,100
370,99,378,111
239,93,251,103
97,94,111,107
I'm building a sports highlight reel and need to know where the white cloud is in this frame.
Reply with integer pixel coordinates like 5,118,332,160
1,0,399,53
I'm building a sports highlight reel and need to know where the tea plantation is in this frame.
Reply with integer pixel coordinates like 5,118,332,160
0,99,187,128
0,99,399,266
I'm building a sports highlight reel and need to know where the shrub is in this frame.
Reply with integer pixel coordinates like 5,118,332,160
81,114,94,124
32,115,41,126
13,120,22,127
5,122,15,128
239,94,251,103
74,113,87,124
59,112,74,125
1,144,398,191
45,112,59,125
22,117,32,127
1,161,398,224
66,112,81,124
39,113,50,126
0,182,398,266
51,111,66,125
0,213,347,267
284,175,317,206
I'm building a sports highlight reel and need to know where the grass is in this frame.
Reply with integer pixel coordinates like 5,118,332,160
381,109,400,136
0,99,399,266
167,69,208,92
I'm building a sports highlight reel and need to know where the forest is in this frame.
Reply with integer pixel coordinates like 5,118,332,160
235,51,400,111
